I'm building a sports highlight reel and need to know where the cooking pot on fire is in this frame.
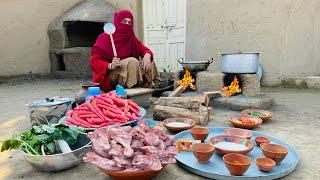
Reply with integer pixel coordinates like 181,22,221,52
221,52,259,73
178,58,214,71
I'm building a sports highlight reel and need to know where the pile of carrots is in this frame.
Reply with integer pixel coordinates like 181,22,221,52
66,92,141,128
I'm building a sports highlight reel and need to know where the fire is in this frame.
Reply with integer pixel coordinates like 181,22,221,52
178,69,196,90
221,75,241,97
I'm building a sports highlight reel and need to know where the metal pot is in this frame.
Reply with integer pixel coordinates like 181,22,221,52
221,52,259,73
24,134,91,172
178,58,214,71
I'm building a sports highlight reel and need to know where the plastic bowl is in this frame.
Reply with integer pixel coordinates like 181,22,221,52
223,153,251,176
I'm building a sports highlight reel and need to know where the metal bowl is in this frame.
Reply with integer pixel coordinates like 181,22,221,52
178,58,213,71
24,134,91,172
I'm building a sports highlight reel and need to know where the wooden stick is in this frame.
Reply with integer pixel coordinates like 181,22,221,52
109,34,117,57
168,85,184,97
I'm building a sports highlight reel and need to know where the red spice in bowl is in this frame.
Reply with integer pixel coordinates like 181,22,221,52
191,143,215,163
223,153,251,176
190,127,209,142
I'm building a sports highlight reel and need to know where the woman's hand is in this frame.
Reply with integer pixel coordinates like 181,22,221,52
142,53,152,71
109,57,121,70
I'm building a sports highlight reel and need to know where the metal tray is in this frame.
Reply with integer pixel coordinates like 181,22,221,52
59,107,147,131
174,127,299,180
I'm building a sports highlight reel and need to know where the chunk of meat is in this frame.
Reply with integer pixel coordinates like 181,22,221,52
132,155,162,171
84,152,122,171
130,126,146,140
159,146,178,164
113,156,131,168
119,126,132,132
131,139,144,150
157,140,165,151
108,143,123,157
87,129,110,157
143,133,160,146
164,135,174,147
148,126,167,140
140,146,160,156
113,133,134,158
108,127,124,137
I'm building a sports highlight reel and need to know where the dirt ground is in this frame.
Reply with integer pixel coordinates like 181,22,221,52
0,79,320,180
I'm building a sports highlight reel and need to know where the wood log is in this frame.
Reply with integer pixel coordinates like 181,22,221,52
156,95,209,107
153,105,210,126
203,91,221,98
168,85,184,97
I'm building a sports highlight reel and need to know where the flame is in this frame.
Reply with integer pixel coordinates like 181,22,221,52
221,75,241,97
178,69,196,90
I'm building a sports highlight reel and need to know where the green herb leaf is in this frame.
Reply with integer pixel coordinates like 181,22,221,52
45,142,55,154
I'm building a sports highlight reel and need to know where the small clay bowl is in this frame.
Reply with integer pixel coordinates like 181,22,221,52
229,115,262,130
163,117,196,132
242,109,273,122
223,153,251,176
256,157,276,172
190,127,209,142
260,143,288,165
255,136,271,146
224,128,253,139
191,143,215,163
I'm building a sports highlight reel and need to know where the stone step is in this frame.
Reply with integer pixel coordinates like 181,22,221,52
126,88,153,108
304,76,320,89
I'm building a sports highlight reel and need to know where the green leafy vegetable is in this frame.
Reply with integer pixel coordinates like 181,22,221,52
0,124,84,156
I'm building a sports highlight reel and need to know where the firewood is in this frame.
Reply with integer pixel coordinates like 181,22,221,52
156,95,209,107
168,85,184,97
153,105,210,126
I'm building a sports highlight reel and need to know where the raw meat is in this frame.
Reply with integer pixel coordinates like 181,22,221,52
84,152,122,171
143,133,160,146
85,122,177,173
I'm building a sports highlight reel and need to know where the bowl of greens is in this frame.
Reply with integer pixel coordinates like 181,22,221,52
1,124,91,172
241,109,273,122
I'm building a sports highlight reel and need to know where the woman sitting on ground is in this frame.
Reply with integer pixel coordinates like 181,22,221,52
90,10,160,92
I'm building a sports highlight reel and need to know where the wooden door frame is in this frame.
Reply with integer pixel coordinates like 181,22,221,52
142,0,187,72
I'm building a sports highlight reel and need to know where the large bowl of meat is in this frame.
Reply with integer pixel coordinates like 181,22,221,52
84,121,177,180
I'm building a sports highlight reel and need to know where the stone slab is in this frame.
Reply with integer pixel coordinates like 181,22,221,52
196,72,224,93
211,94,274,110
304,76,320,89
126,88,153,108
62,47,92,78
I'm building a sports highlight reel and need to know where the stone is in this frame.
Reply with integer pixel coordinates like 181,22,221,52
212,94,274,110
196,72,224,93
304,76,320,89
239,74,260,97
61,47,92,78
126,88,153,108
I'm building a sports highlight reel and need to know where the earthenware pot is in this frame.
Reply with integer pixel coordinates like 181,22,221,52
224,128,253,139
189,127,209,142
163,117,196,132
229,115,262,129
210,135,254,155
75,82,100,105
191,143,215,163
260,143,288,165
241,109,273,122
256,157,276,172
223,153,251,176
255,136,271,147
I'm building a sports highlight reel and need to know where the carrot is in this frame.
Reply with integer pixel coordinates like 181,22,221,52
99,121,114,128
129,106,140,116
98,104,124,115
96,96,114,105
127,99,140,111
79,114,98,118
86,99,107,121
110,96,126,107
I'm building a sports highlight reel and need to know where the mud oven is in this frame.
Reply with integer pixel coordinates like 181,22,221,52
48,0,116,78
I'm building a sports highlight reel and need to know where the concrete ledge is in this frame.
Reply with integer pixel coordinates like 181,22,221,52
305,76,320,89
211,94,274,110
127,88,153,108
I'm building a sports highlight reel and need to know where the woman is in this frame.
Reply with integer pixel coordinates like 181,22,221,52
90,10,160,92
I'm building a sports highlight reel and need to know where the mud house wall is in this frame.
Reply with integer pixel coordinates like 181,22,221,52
186,0,320,86
0,0,141,77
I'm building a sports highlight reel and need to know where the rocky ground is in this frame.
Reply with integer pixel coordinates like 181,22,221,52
0,78,319,179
